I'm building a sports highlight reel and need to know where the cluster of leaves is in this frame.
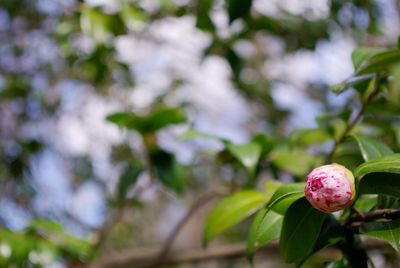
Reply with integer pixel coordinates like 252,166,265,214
0,220,91,267
202,46,400,267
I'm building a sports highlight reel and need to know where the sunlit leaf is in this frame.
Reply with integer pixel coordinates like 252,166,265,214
352,47,386,70
267,183,305,214
247,209,282,261
270,147,322,177
356,49,400,75
354,154,400,178
227,141,262,176
203,190,268,246
352,135,393,161
289,128,330,146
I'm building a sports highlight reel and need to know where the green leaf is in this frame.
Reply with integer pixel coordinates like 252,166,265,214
280,197,327,263
80,6,126,42
267,183,305,214
354,196,378,212
150,149,184,193
106,112,147,132
352,135,393,161
226,141,262,176
246,183,305,259
358,173,400,198
196,0,215,32
270,147,322,177
352,47,387,70
180,128,225,142
29,219,92,259
226,0,252,23
360,220,400,251
289,128,329,146
120,4,149,31
251,133,274,158
203,190,268,246
247,209,283,261
147,107,187,132
117,162,143,200
330,74,373,94
354,154,400,178
295,215,345,267
356,49,400,75
106,107,186,134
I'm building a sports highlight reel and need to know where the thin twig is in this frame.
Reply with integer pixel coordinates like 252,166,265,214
347,209,400,225
156,189,226,263
90,239,393,268
325,77,381,162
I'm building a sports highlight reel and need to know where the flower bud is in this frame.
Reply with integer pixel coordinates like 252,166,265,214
304,163,355,213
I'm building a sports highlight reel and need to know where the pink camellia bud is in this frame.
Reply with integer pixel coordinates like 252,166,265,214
305,163,355,213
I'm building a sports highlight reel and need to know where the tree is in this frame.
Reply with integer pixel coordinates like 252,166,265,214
0,0,399,267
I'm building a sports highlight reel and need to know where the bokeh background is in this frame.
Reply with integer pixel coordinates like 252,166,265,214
0,0,399,267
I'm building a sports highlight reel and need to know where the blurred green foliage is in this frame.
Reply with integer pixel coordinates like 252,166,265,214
0,0,400,267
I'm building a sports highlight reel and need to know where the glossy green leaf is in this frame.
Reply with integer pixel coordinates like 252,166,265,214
246,182,305,257
263,180,282,197
226,0,252,23
280,197,327,263
352,47,386,70
358,173,400,198
247,209,283,261
360,220,400,251
352,135,393,161
295,215,345,267
267,183,305,214
270,148,322,177
106,107,186,134
356,49,400,75
117,162,143,200
354,154,400,178
150,149,184,193
203,190,268,245
226,141,262,176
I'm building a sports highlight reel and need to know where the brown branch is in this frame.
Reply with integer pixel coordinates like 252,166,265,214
156,189,226,263
91,205,126,252
90,239,393,268
347,209,400,225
